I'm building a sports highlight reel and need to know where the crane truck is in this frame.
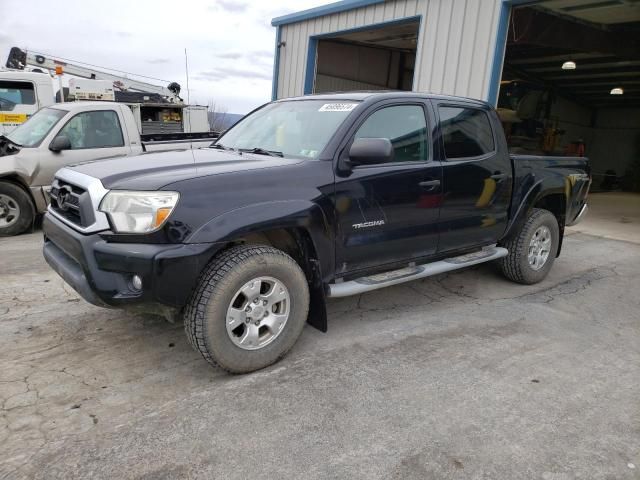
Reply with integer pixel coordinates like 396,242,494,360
1,47,214,141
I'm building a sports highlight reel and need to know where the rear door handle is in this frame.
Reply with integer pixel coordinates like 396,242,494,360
419,179,441,191
490,173,507,180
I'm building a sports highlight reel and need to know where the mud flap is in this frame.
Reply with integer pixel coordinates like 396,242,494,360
306,258,328,332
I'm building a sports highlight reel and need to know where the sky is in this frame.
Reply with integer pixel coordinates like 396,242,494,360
0,0,328,114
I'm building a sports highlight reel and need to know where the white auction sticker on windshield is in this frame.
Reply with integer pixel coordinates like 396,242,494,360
318,103,358,112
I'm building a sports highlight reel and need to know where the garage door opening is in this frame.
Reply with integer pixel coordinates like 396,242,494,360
498,2,640,200
312,19,419,94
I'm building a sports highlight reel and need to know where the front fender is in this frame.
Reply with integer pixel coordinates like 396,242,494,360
0,154,38,186
0,154,44,212
186,200,334,281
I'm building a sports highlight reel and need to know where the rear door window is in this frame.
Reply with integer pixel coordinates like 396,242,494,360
438,106,495,159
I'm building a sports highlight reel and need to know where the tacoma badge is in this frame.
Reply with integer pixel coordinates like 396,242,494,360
352,220,385,229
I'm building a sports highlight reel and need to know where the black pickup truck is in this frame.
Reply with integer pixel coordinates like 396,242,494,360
42,92,590,373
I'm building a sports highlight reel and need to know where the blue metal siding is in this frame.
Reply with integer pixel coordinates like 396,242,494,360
272,0,386,26
304,37,318,94
487,0,541,105
487,2,510,106
271,26,282,101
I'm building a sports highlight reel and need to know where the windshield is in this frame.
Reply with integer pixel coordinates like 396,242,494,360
216,100,360,159
0,81,36,112
6,107,67,147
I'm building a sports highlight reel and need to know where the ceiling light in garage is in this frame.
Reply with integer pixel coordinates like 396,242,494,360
610,87,624,95
562,61,576,70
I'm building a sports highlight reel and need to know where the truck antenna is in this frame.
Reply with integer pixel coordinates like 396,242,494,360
184,48,191,105
184,48,193,135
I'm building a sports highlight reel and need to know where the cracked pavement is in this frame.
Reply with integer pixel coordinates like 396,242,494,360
1,229,639,479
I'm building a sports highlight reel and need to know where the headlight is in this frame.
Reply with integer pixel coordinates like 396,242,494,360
99,191,179,233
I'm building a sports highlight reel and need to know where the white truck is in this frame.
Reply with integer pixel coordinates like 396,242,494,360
0,70,55,134
0,101,215,236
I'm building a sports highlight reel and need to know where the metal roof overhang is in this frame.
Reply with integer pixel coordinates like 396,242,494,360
271,0,386,27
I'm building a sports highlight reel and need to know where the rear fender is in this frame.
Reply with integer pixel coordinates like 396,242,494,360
502,180,567,256
502,179,544,240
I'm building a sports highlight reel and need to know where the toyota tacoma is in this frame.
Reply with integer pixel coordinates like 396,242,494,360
42,92,590,373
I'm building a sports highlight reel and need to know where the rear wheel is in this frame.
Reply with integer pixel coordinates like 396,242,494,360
0,181,34,237
184,245,309,373
500,208,559,285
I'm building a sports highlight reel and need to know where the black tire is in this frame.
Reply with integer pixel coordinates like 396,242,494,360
0,181,34,237
184,245,310,373
500,208,559,285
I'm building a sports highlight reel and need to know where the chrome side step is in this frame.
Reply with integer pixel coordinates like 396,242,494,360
327,246,508,298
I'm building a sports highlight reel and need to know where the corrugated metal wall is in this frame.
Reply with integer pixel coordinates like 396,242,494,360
275,0,503,101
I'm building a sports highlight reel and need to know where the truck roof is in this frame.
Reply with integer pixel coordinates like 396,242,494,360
277,90,491,108
47,101,125,111
0,70,53,83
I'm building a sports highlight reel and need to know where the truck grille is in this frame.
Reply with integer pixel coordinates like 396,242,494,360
49,178,93,227
46,169,111,234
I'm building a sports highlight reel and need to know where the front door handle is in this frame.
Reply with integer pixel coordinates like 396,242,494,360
419,179,441,191
490,173,507,181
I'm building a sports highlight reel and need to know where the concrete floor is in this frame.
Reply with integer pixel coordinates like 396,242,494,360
568,192,640,243
1,212,639,479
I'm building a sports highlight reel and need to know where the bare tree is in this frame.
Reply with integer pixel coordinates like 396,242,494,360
207,100,229,132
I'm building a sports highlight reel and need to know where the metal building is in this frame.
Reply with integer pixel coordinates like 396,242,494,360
271,0,514,103
271,0,640,191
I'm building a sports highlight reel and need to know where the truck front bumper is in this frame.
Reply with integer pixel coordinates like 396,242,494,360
43,213,224,309
30,186,50,214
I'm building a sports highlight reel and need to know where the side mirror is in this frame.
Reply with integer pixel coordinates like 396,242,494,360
348,138,394,166
49,135,72,153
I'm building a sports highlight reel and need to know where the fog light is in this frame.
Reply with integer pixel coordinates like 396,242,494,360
131,274,143,291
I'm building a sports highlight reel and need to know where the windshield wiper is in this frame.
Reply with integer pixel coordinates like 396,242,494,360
211,143,231,150
0,135,21,147
240,147,283,157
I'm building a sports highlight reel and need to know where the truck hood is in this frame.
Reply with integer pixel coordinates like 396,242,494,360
68,148,305,190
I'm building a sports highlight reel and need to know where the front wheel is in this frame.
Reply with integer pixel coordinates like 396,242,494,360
184,245,310,373
0,181,34,237
500,208,559,285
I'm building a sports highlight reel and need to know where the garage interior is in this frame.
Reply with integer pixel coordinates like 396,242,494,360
498,0,640,195
313,19,419,94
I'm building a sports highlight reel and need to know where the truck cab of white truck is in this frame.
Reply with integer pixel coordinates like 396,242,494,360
0,70,55,135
